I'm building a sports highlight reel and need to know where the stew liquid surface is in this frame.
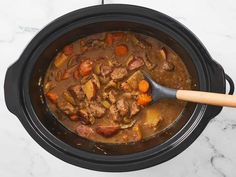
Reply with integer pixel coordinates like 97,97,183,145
44,31,191,144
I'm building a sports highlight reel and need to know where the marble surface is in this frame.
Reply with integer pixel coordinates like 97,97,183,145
1,0,236,176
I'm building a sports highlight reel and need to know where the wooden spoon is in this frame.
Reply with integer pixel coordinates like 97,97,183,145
143,71,236,107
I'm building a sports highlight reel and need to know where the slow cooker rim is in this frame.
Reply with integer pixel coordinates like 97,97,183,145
22,6,209,158
9,3,223,170
22,11,208,159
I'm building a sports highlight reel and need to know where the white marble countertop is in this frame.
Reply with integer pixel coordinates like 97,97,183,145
1,0,236,176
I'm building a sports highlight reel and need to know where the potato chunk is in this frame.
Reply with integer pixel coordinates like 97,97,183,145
132,124,142,141
144,109,161,127
54,53,68,68
82,80,96,100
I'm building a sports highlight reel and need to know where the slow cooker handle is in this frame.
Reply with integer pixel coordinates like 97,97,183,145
4,62,23,118
225,74,234,95
203,58,234,120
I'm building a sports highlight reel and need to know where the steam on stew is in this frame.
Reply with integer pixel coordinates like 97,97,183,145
44,31,191,144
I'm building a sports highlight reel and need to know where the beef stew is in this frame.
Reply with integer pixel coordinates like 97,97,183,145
43,31,191,144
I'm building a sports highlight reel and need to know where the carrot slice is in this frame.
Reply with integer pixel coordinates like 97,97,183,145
137,94,152,106
63,44,73,56
115,44,128,57
112,32,124,41
138,80,150,93
105,33,113,46
79,59,93,76
46,92,58,104
69,114,79,121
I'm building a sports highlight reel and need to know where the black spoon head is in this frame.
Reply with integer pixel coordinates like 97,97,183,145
142,71,177,103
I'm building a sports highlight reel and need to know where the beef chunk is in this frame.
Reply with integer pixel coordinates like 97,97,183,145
122,92,132,99
68,84,85,103
110,98,130,122
78,108,95,125
101,64,112,76
135,35,152,48
96,125,120,137
78,109,90,123
109,59,121,67
76,124,94,138
108,90,117,104
92,74,100,89
57,101,76,115
89,102,106,118
127,57,144,70
121,82,132,92
144,53,156,70
109,105,121,122
104,80,117,91
99,76,110,84
111,67,128,80
116,98,129,116
130,102,140,117
162,61,175,71
91,39,105,48
82,39,105,50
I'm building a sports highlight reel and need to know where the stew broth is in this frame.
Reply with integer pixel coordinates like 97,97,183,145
44,31,191,144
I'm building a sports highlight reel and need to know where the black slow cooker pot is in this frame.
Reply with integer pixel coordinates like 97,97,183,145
4,4,235,172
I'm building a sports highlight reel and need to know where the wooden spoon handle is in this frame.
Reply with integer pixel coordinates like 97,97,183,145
176,90,236,107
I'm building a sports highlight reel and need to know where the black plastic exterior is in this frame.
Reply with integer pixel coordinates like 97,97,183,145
4,4,235,172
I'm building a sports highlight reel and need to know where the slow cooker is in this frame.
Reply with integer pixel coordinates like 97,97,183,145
4,4,234,172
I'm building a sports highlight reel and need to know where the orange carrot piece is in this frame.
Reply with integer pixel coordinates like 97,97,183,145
112,32,124,41
137,94,152,106
69,114,79,121
138,80,150,93
105,33,113,46
115,44,128,57
79,59,93,76
46,92,58,104
63,44,73,56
